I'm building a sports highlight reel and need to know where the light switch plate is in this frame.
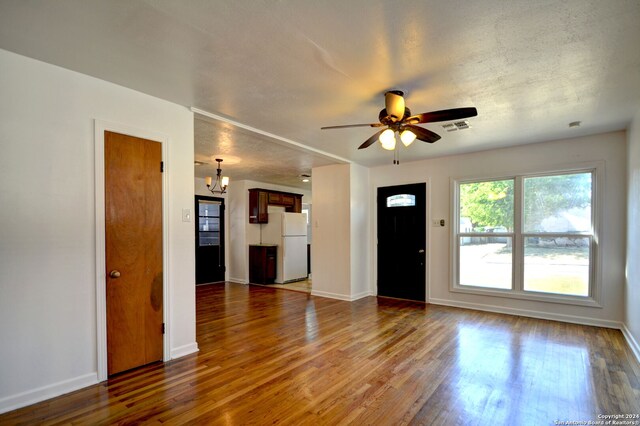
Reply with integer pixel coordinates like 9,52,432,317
432,219,445,227
182,208,191,222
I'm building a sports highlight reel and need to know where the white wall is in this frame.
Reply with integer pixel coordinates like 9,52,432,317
227,181,247,283
350,164,372,299
626,110,640,359
311,164,372,300
311,165,352,299
225,179,311,283
0,49,197,412
370,132,627,326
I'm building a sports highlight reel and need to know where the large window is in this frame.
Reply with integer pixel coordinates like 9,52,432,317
454,169,597,304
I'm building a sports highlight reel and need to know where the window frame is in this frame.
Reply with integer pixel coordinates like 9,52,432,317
386,193,416,207
451,163,602,307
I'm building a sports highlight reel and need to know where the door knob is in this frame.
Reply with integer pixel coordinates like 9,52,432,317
109,270,121,278
418,249,425,253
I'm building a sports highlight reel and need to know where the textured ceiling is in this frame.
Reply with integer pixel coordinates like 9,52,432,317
1,0,639,184
194,113,338,189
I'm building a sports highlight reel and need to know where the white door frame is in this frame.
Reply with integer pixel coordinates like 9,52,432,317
94,120,171,381
371,179,430,302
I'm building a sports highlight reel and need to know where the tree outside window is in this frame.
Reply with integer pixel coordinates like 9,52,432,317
456,171,594,299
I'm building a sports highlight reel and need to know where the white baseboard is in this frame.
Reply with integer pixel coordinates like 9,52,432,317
228,277,247,284
171,342,199,359
310,289,351,301
428,298,623,329
0,372,98,415
0,340,200,416
350,291,373,301
621,324,640,365
311,289,373,301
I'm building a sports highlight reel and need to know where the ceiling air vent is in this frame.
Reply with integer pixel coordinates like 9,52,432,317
442,120,470,132
454,120,470,130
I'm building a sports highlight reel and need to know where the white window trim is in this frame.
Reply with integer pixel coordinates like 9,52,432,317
450,161,603,308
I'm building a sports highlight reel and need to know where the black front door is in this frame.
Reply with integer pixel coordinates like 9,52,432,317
195,196,225,284
377,183,426,302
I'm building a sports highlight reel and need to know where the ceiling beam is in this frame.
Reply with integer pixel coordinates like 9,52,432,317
191,107,351,165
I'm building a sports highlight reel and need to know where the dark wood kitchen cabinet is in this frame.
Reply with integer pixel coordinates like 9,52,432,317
248,188,303,223
249,189,269,223
249,245,277,284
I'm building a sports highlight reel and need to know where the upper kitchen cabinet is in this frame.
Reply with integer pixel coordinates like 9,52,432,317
248,188,303,223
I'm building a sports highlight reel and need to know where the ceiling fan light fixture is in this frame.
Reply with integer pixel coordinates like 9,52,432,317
379,128,396,150
385,90,405,120
400,129,417,147
320,91,477,162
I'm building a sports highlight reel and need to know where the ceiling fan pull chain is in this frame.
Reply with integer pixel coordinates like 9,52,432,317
394,143,400,165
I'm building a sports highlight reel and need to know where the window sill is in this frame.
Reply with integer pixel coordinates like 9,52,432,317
450,285,602,308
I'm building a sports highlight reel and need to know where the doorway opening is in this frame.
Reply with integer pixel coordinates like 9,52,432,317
195,195,226,284
95,121,170,381
377,183,426,302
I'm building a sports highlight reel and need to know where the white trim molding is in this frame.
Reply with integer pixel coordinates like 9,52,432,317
371,180,430,305
311,289,373,301
450,161,605,308
0,373,98,415
429,298,640,364
621,324,640,364
350,291,374,301
94,120,171,382
170,343,200,359
429,298,622,329
191,107,351,165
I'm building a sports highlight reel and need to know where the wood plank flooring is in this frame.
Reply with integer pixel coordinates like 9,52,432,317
251,278,312,294
2,283,639,425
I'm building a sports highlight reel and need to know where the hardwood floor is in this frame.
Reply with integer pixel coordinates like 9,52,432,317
2,283,639,425
251,278,312,294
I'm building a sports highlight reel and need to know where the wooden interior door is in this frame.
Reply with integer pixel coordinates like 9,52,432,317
105,131,163,376
377,183,426,302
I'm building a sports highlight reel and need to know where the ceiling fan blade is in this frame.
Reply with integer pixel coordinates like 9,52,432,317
358,129,386,150
321,123,384,129
405,125,441,143
384,91,405,121
406,107,477,124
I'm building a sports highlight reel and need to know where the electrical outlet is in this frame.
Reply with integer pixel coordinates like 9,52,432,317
432,219,445,227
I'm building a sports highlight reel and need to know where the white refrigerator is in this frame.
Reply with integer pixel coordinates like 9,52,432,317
262,212,308,283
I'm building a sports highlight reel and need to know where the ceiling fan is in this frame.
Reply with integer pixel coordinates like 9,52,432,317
321,90,477,161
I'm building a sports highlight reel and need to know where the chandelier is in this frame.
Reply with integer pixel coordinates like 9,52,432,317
205,158,230,194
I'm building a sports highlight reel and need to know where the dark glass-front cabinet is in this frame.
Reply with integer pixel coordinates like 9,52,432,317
195,196,225,284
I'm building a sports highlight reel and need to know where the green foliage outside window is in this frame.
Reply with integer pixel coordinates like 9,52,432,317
460,179,514,231
460,173,591,232
523,173,592,232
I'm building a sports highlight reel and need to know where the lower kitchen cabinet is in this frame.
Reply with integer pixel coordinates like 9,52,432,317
249,245,277,284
